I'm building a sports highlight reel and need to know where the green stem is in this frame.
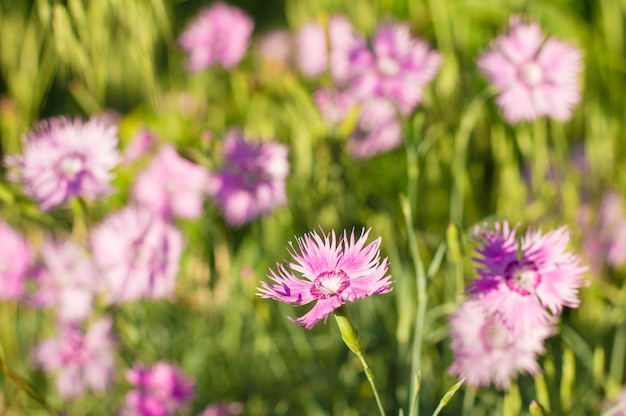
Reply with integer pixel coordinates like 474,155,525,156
333,306,386,416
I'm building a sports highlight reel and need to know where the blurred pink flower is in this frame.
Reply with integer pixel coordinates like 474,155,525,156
448,299,554,390
179,2,254,71
5,116,121,211
133,145,210,220
348,22,441,114
258,228,392,329
32,316,116,398
478,17,583,123
256,29,292,67
468,222,586,335
124,128,156,164
29,237,100,322
313,87,356,124
348,99,402,159
122,362,195,416
328,15,367,85
208,129,289,227
295,22,328,77
197,401,244,416
0,220,33,300
90,205,184,303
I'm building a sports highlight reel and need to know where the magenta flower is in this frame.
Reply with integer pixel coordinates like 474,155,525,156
32,316,116,398
208,129,289,227
478,16,583,123
295,22,328,77
5,116,121,211
258,228,392,329
0,221,33,301
348,22,441,114
448,299,554,390
133,145,210,220
197,401,244,416
468,222,586,335
90,205,184,303
29,237,100,322
122,362,195,416
348,99,402,159
179,2,254,71
124,128,156,164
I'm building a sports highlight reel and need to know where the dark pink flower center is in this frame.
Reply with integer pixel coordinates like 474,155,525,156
480,316,511,351
504,260,541,295
520,62,543,86
310,270,350,299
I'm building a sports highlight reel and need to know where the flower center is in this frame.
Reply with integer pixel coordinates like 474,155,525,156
520,62,543,86
310,270,350,299
505,260,541,296
480,316,512,351
59,155,84,179
377,57,400,76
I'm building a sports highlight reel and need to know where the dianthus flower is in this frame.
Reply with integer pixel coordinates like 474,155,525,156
179,2,253,71
468,222,586,335
90,205,184,303
348,99,402,159
133,145,210,220
478,16,583,123
448,299,554,390
32,316,116,398
122,362,195,416
295,22,328,78
0,220,33,301
124,128,156,164
5,116,120,211
257,228,392,329
208,129,289,227
313,87,357,124
29,237,100,322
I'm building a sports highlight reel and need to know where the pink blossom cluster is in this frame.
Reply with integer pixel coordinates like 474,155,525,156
448,222,586,389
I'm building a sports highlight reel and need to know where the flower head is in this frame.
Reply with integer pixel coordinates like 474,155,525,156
124,128,156,164
478,16,583,123
0,221,33,300
208,129,289,227
468,222,586,334
133,145,210,220
448,299,554,390
295,22,328,78
5,116,120,211
258,228,392,329
179,2,254,71
348,99,402,159
313,87,357,124
90,205,184,303
32,316,116,398
122,362,195,416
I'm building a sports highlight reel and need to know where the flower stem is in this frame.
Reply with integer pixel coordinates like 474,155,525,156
333,305,386,416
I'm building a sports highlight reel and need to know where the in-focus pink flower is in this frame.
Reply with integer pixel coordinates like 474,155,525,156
4,116,121,211
0,220,33,300
348,99,402,159
258,228,392,329
208,129,289,227
124,128,156,164
90,205,184,303
29,237,100,322
478,16,583,123
179,2,254,71
295,22,328,78
32,316,116,398
448,299,554,390
347,22,441,115
122,362,195,416
197,401,244,416
468,221,586,335
133,145,210,220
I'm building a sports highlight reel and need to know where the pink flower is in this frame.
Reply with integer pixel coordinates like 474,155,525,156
29,237,100,322
347,22,441,114
179,2,254,71
295,22,328,77
448,299,554,390
197,401,244,416
122,362,195,416
328,15,367,85
478,16,583,123
208,129,289,227
90,205,184,303
124,128,156,164
468,222,586,335
4,116,121,211
348,99,402,159
32,316,116,398
256,29,292,67
258,228,392,329
133,145,210,220
313,87,357,124
0,220,33,300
